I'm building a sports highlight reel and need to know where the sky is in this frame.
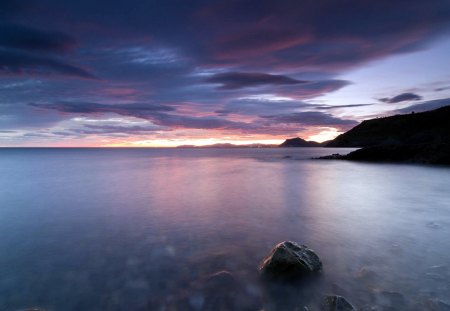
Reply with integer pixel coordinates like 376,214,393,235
1,0,450,147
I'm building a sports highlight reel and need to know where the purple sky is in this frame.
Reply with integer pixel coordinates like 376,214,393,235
1,0,450,146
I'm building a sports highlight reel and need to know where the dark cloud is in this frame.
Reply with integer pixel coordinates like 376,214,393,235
435,86,450,92
213,29,308,60
396,97,450,113
0,103,64,130
279,80,351,99
70,124,164,135
205,72,306,90
154,114,256,130
0,49,95,79
379,92,422,103
314,104,373,110
3,0,450,74
262,111,358,131
216,98,308,116
3,0,449,78
0,0,449,142
0,1,32,18
198,0,450,70
30,101,174,116
0,21,89,79
0,23,76,52
30,101,254,130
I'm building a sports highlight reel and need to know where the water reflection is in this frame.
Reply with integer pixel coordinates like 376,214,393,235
0,148,449,310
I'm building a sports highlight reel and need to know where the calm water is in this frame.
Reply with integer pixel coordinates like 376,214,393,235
0,148,449,311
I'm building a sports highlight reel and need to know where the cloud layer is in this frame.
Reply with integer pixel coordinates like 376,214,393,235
380,93,422,103
205,72,307,90
0,0,450,145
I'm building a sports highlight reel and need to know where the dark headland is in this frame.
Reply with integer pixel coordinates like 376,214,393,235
279,137,325,147
317,105,450,164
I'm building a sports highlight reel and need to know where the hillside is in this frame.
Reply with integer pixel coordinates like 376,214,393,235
327,106,450,147
279,137,322,147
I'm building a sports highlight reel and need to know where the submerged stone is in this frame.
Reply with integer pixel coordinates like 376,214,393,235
425,298,450,311
259,241,322,279
205,270,237,291
188,270,262,311
373,290,405,309
321,295,356,311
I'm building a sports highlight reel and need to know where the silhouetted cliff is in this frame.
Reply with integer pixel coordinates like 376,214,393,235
327,106,450,147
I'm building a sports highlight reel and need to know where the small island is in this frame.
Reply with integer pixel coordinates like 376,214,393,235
279,137,324,147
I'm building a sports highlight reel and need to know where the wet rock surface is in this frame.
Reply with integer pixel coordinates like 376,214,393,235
424,298,450,311
374,290,406,309
181,270,262,311
259,241,322,280
321,295,356,311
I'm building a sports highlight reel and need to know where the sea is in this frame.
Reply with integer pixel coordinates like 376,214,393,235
0,148,449,311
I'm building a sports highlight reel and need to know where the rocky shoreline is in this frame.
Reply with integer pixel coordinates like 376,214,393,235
316,143,450,165
307,105,450,165
192,241,450,310
19,240,450,310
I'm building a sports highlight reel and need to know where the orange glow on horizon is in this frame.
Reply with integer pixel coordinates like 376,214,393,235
103,138,285,147
2,127,342,147
101,130,340,147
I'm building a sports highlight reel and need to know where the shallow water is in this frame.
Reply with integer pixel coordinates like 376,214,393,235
0,148,449,310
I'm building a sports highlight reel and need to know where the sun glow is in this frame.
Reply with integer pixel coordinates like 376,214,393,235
103,138,285,147
307,128,342,142
98,126,344,147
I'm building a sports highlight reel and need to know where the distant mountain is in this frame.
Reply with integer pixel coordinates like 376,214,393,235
279,137,322,147
327,105,450,147
177,143,277,148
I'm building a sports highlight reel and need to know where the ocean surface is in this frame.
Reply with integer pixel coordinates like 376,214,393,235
0,148,449,311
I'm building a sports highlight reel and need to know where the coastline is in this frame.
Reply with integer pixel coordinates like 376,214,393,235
316,143,450,165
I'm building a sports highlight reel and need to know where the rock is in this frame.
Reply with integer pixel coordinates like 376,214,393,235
426,272,446,281
374,290,405,308
200,270,261,310
205,270,237,291
359,305,382,311
321,295,356,311
427,265,448,274
316,153,345,160
356,267,378,282
342,143,450,164
425,298,450,311
259,241,322,279
188,293,205,310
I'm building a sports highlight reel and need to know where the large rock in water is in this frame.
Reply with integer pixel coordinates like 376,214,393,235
321,295,356,311
259,241,322,279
